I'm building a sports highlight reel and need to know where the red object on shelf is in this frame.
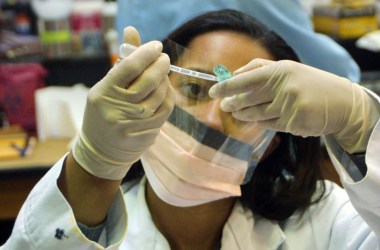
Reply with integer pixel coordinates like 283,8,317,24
0,63,47,134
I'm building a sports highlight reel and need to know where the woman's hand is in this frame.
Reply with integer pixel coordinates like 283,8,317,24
72,26,175,180
209,59,378,153
59,26,176,226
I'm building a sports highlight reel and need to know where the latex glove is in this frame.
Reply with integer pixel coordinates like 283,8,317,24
72,26,175,180
209,59,379,154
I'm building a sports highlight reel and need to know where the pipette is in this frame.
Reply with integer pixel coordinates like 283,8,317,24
119,43,219,82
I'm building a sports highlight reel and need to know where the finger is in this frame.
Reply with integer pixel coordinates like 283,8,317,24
107,76,170,119
149,84,176,124
123,26,141,47
139,76,171,114
256,119,284,132
118,85,175,133
209,62,277,99
114,26,140,67
114,58,122,66
127,53,170,101
104,41,163,88
111,54,169,104
248,91,298,133
220,87,274,112
111,53,170,103
231,102,280,122
233,58,274,75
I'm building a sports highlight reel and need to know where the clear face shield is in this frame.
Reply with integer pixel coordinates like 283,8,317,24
141,40,276,206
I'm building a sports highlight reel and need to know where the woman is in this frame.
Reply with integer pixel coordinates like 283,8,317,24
3,10,379,250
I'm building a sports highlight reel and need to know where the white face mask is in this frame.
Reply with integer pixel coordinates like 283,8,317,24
141,106,275,207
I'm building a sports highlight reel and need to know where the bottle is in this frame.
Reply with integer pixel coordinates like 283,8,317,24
105,28,118,65
70,0,104,55
31,0,73,58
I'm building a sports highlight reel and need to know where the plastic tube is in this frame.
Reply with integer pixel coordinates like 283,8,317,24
119,43,219,82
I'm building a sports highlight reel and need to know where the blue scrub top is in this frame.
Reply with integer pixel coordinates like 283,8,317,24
116,0,360,82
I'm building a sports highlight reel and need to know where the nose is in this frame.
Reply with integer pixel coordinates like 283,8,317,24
199,99,225,132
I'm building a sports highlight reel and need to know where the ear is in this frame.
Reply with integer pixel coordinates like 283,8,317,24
261,134,281,160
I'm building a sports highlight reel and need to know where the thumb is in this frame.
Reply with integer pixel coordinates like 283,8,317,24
123,26,141,47
115,26,142,66
233,58,274,75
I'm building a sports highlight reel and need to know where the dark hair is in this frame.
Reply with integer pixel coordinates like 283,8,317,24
125,9,325,221
163,9,299,63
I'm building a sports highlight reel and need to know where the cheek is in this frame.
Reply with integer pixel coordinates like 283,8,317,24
173,97,269,146
179,101,214,121
227,121,268,145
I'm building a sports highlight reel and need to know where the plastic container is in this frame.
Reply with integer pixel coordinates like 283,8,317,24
70,1,104,55
31,0,73,58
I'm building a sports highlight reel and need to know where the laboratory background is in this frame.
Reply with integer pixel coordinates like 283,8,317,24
0,0,380,244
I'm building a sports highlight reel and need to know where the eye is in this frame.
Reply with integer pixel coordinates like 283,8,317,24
179,81,210,100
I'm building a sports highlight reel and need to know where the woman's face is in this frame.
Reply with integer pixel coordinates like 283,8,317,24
169,30,274,144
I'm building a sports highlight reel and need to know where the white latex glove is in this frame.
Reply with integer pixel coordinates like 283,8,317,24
72,26,175,180
209,59,379,154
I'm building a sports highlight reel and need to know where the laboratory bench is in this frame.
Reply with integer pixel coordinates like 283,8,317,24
0,138,70,244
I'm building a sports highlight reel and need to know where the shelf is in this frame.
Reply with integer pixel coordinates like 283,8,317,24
42,52,111,87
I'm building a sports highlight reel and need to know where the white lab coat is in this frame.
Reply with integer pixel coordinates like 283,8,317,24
2,90,380,250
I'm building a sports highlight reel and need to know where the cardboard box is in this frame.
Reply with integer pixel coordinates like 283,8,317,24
313,3,378,39
332,0,375,8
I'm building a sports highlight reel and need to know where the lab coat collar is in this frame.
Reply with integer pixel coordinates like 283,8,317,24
221,201,286,250
124,177,286,250
123,176,171,249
